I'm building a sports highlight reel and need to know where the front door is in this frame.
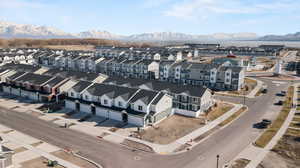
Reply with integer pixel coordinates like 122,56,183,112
122,113,128,123
75,102,80,111
91,106,96,115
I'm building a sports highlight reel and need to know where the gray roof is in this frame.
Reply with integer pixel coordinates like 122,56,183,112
129,89,159,105
72,81,92,92
15,73,53,85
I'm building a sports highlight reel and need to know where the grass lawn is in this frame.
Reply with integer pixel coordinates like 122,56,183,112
206,102,234,121
136,115,205,144
218,106,247,127
255,86,294,148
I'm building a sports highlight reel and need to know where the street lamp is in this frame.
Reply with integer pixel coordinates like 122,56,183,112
216,155,220,168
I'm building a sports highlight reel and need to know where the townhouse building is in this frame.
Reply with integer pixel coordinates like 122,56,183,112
2,72,68,102
159,61,245,91
65,82,173,127
103,77,214,117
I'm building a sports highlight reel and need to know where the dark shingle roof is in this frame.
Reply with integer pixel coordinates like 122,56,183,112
72,81,92,92
129,89,159,105
15,73,53,85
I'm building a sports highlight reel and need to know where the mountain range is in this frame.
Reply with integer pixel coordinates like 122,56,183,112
0,21,298,41
258,32,300,41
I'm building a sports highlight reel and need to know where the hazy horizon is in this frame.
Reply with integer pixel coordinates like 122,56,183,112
1,0,299,36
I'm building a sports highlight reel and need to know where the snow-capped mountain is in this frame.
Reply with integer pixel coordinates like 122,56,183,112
0,21,73,38
77,30,123,39
0,21,259,41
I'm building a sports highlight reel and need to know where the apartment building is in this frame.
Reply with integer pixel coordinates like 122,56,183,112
159,61,244,91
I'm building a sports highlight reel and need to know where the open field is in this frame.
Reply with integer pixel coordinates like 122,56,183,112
255,86,294,148
44,45,95,51
136,115,205,144
270,135,300,167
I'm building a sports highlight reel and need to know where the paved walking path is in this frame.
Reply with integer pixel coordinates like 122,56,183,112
247,78,264,98
244,83,298,168
0,129,81,168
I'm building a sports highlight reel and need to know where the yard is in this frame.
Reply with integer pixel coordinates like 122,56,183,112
20,157,65,168
206,102,234,121
135,115,205,144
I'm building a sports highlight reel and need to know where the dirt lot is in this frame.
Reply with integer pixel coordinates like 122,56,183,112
136,115,205,144
52,150,97,168
21,157,65,168
44,45,95,51
230,158,250,168
259,134,300,168
206,102,234,121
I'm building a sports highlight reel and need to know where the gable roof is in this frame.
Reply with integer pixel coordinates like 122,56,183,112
129,89,159,105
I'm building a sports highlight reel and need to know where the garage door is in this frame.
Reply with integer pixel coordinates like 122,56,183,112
65,100,76,110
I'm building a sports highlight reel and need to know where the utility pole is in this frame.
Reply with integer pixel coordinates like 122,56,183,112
216,155,220,168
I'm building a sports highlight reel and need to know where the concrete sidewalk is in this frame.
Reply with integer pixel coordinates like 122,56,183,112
244,83,298,168
0,129,82,168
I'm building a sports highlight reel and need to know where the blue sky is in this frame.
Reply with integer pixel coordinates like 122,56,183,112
0,0,299,35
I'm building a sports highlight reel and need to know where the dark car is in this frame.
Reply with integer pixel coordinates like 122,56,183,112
254,119,272,129
254,122,268,129
262,119,272,125
275,100,284,105
261,88,268,94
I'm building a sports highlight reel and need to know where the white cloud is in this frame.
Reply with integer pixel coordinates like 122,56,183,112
164,0,299,20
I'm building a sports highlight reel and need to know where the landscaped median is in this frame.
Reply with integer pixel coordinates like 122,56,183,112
218,106,248,127
254,86,294,148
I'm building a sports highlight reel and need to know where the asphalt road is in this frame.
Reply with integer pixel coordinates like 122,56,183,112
0,78,292,168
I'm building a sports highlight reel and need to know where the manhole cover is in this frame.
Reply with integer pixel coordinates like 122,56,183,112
134,156,141,161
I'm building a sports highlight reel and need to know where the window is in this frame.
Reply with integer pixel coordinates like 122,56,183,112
104,99,108,104
85,95,89,100
226,73,230,76
70,92,74,97
118,101,123,107
138,105,143,111
226,79,230,82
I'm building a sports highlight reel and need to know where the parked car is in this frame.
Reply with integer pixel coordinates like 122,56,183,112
261,88,268,94
262,119,272,125
254,119,272,129
275,100,284,105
